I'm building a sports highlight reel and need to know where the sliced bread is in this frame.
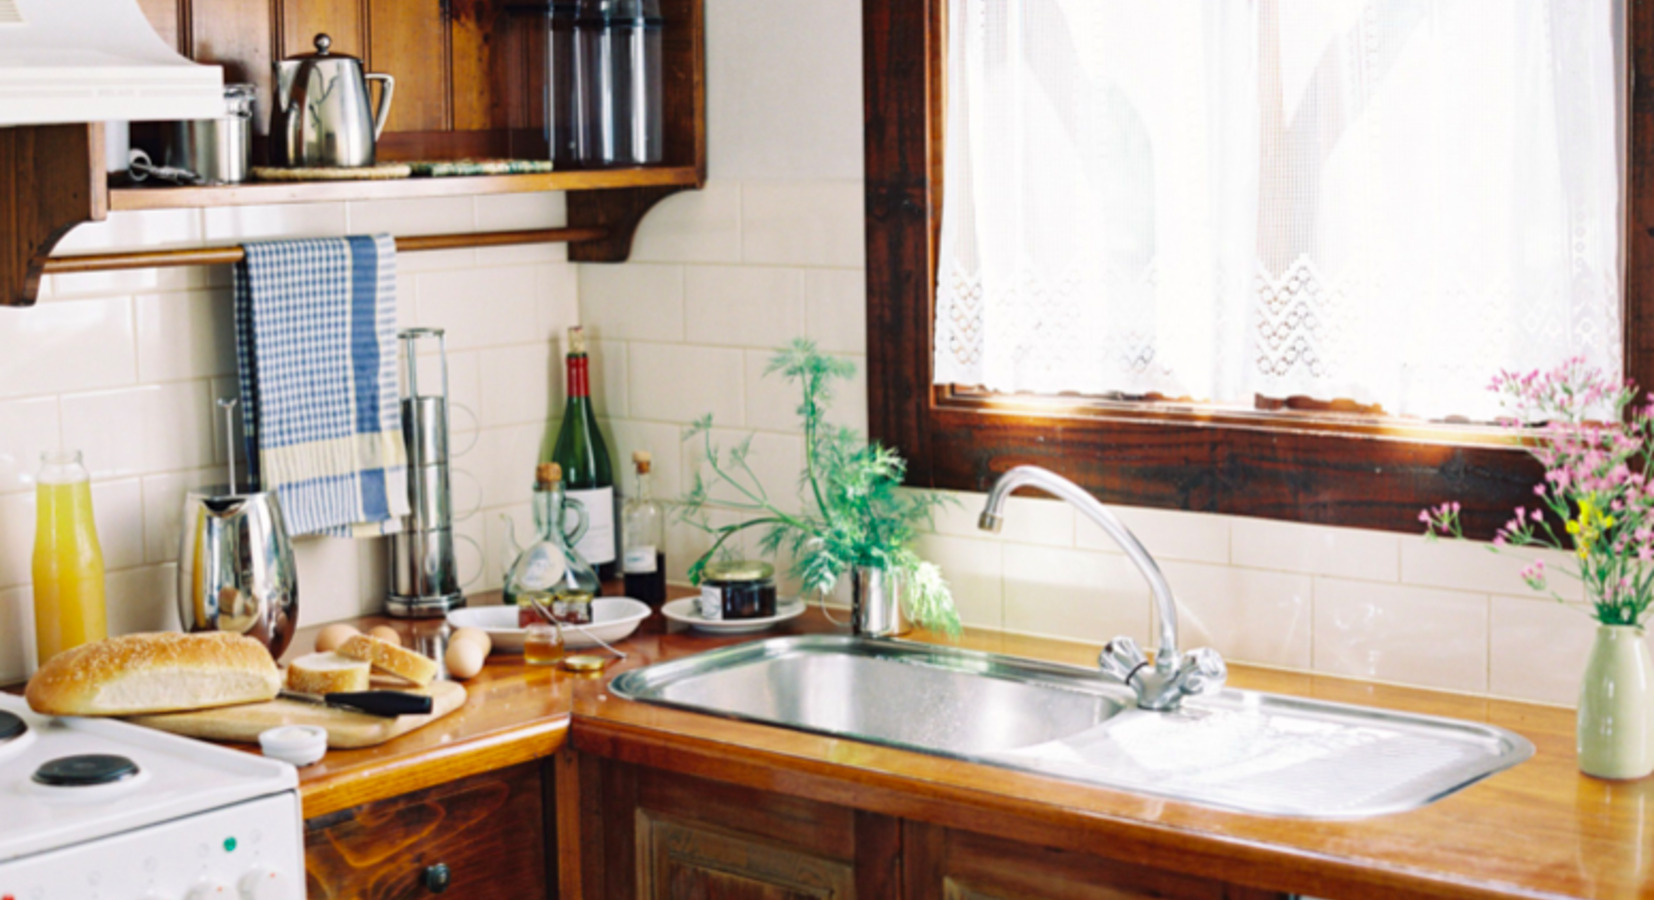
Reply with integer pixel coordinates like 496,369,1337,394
336,634,438,686
285,651,371,694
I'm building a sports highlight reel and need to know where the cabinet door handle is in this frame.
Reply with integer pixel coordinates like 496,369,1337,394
423,862,452,894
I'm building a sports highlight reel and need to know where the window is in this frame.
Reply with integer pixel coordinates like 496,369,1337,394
864,0,1652,537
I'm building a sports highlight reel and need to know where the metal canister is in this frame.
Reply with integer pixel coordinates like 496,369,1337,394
166,83,254,185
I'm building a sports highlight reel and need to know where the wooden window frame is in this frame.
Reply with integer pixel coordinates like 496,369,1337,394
863,0,1654,538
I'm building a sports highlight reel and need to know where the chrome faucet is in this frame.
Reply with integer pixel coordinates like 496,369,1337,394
978,465,1225,711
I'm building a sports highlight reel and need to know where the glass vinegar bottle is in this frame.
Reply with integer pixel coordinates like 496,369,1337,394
504,462,602,627
621,450,666,606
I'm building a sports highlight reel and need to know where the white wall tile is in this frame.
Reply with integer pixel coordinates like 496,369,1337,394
1160,561,1312,669
475,423,547,509
606,419,685,500
1232,518,1399,582
580,339,628,419
413,266,539,349
685,265,805,348
0,297,136,399
805,269,866,354
631,182,743,263
0,397,60,494
475,192,567,231
579,264,684,342
1489,596,1600,706
740,349,866,436
61,381,214,480
346,197,476,236
628,343,744,425
141,467,219,565
91,479,145,571
1313,578,1489,693
202,203,346,242
684,429,805,516
55,209,202,254
1002,545,1151,646
136,289,235,382
398,248,476,273
931,491,1074,549
537,262,581,341
704,0,863,181
106,564,179,636
291,536,363,626
912,533,1003,629
741,181,866,267
484,501,533,593
1402,536,1581,600
1080,505,1230,565
479,342,554,427
0,492,31,589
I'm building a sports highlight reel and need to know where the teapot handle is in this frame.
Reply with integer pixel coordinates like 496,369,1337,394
366,73,396,142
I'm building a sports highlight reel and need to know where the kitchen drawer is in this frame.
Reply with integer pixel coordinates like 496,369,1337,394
304,760,553,900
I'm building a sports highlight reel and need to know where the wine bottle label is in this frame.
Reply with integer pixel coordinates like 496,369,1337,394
698,585,724,620
624,545,658,574
566,487,616,565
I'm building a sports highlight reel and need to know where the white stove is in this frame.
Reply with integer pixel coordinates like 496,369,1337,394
0,693,304,900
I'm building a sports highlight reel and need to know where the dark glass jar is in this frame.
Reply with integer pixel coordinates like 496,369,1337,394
697,560,777,620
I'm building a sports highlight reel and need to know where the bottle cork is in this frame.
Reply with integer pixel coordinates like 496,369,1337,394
567,326,587,355
632,450,652,474
536,462,563,487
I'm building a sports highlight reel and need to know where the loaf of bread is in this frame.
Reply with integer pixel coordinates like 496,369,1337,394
26,632,281,716
285,652,370,694
336,634,437,686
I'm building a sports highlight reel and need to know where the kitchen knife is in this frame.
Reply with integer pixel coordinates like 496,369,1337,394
278,690,434,718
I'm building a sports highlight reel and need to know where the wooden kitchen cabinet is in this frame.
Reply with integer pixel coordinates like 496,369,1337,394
304,759,555,900
563,752,1282,900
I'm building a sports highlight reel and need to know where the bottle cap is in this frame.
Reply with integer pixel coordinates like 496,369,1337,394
567,326,587,355
536,462,563,487
632,450,652,474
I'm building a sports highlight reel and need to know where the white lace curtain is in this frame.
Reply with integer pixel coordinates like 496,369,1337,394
934,0,1622,420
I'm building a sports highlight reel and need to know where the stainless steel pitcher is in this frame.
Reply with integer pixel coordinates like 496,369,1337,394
271,33,395,168
177,486,299,658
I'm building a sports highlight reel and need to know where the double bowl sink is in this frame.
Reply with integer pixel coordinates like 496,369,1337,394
611,635,1533,819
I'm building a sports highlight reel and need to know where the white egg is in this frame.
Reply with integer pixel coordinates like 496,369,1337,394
445,638,486,680
314,623,361,653
450,627,492,656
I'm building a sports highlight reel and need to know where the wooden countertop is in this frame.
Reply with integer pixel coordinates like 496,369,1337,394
282,591,1650,899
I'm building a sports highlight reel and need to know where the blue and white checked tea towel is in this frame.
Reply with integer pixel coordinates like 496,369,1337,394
233,235,409,537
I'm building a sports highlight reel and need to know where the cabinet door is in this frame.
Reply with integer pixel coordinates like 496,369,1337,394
905,822,1287,900
304,760,552,900
638,811,856,899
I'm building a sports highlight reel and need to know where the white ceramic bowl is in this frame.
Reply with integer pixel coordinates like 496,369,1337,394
447,597,652,653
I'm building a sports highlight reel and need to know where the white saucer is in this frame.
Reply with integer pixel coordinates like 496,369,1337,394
447,597,651,652
661,596,806,635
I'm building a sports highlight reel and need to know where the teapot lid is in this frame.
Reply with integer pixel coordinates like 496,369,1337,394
287,33,363,62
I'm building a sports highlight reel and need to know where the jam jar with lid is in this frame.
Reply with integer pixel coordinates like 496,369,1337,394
697,560,778,620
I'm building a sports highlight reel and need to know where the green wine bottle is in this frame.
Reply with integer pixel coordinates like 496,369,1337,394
544,326,618,582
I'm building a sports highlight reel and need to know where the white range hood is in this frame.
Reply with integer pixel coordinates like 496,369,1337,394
0,0,222,126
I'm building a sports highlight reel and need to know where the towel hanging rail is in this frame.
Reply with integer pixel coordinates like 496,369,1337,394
40,227,611,275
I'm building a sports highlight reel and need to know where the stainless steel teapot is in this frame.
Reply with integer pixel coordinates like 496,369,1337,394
271,33,395,168
177,485,299,659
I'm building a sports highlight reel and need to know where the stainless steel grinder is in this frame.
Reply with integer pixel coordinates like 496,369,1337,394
386,327,467,617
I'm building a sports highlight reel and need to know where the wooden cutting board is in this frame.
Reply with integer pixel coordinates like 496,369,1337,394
127,680,468,749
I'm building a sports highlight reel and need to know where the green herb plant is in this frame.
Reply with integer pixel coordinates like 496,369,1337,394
680,339,962,634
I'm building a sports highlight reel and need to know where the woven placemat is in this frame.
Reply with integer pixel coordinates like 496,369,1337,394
252,163,413,182
408,158,558,177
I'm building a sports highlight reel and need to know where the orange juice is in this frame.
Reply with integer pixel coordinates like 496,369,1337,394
31,451,106,665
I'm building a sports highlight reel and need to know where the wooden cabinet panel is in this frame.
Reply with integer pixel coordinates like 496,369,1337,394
639,811,857,900
304,760,551,900
280,0,366,61
369,0,451,134
191,0,275,137
905,822,1286,900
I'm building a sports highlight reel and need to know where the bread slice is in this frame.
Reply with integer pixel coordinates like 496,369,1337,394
26,632,281,717
336,634,438,686
285,652,370,694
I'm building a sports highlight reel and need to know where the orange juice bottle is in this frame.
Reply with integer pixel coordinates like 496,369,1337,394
32,450,106,665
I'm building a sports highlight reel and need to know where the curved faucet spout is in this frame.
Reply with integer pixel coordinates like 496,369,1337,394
979,465,1223,710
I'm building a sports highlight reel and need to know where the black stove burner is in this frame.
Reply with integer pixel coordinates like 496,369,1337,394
0,711,24,743
32,754,139,787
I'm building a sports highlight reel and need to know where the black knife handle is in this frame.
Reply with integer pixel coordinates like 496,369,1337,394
325,691,434,717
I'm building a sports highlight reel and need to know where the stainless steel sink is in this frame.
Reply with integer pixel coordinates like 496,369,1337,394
610,636,1534,819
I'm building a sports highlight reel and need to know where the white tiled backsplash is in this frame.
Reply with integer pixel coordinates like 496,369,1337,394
0,0,1616,708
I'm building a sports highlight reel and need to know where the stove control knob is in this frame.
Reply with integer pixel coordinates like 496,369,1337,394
238,866,290,900
185,880,233,900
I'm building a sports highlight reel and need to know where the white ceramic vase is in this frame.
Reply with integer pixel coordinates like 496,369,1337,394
1577,624,1654,780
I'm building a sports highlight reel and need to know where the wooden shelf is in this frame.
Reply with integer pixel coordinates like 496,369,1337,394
109,166,703,212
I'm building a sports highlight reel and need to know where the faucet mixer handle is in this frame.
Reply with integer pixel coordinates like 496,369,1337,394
1098,636,1147,683
1173,647,1227,696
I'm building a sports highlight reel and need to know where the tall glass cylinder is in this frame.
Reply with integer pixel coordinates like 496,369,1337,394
32,450,107,666
577,0,663,166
